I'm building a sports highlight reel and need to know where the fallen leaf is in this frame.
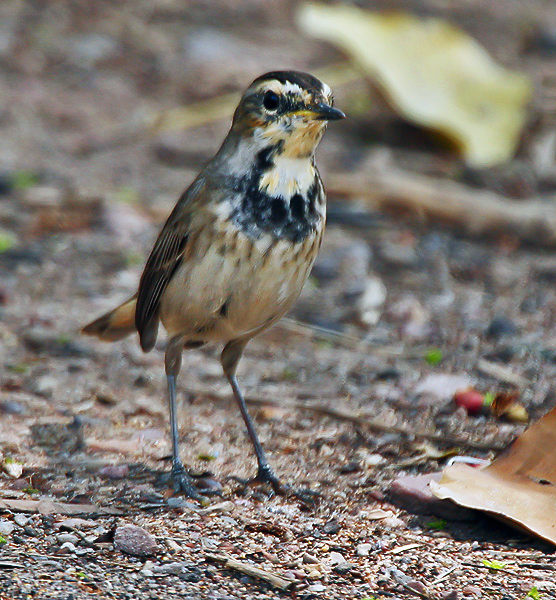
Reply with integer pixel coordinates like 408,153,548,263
490,391,528,422
298,3,532,167
1,458,23,479
431,405,556,545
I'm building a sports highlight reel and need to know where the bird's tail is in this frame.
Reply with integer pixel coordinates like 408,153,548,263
81,296,137,342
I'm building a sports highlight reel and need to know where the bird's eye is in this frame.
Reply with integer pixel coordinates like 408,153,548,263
263,90,280,111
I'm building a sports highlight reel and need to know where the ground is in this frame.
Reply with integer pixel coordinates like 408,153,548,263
1,1,556,599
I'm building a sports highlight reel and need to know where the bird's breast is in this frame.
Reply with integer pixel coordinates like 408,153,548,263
160,198,324,343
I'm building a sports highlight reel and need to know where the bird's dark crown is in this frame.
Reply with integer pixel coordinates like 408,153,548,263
231,70,339,132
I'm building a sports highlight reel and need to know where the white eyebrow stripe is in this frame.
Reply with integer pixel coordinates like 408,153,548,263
282,81,305,96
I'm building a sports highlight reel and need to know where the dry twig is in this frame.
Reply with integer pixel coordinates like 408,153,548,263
205,553,296,591
328,170,556,247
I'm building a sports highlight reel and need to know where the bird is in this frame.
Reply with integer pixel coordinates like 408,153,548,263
82,70,345,501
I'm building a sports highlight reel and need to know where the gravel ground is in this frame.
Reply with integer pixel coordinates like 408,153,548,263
2,1,556,598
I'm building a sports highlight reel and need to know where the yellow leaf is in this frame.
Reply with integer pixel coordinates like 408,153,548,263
298,3,532,167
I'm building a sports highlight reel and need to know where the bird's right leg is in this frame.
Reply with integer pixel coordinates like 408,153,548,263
164,335,206,501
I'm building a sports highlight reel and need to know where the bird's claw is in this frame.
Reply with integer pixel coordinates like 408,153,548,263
164,462,219,505
230,465,320,507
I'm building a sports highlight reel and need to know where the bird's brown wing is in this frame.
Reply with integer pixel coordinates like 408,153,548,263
135,176,207,352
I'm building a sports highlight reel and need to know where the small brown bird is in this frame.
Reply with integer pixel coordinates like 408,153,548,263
82,71,344,500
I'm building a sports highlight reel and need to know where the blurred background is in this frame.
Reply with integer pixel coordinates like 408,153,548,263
1,0,556,513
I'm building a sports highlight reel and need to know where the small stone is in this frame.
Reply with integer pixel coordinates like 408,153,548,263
0,520,15,536
442,591,459,600
140,569,154,577
486,316,518,339
153,562,186,575
98,464,129,479
307,569,322,580
389,473,475,520
31,375,58,398
57,533,79,545
356,543,371,557
308,583,326,593
333,562,355,575
2,459,22,479
328,551,346,566
59,541,76,553
302,553,319,564
114,524,158,557
24,526,40,537
322,518,340,534
13,515,29,527
197,500,234,514
56,518,95,530
0,401,26,415
166,497,189,509
536,581,556,591
407,580,428,595
338,461,361,474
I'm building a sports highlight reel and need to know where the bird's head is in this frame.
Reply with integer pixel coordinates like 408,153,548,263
231,70,345,158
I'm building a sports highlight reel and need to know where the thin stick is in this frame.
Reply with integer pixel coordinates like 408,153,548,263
188,386,509,451
476,359,528,388
328,170,556,248
205,553,296,591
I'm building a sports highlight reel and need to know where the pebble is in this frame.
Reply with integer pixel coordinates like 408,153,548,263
13,515,29,527
57,533,79,545
442,591,459,600
0,520,15,536
328,551,346,566
302,552,319,565
59,541,76,553
0,401,26,415
197,500,234,514
407,580,428,595
389,473,475,520
167,497,192,509
333,562,355,575
140,569,154,577
322,518,340,534
114,524,158,557
486,316,518,339
153,562,187,575
462,584,481,596
307,569,322,579
31,375,58,398
356,543,371,557
308,583,326,593
98,464,129,479
56,518,95,530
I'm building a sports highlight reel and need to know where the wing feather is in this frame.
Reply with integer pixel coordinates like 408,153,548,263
135,177,206,351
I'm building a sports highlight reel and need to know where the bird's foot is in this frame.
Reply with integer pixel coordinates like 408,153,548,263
163,462,219,505
231,464,320,507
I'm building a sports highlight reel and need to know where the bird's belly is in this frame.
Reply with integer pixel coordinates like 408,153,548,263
160,227,321,342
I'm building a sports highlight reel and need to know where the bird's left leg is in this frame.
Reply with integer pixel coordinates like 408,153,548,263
221,339,286,494
164,335,207,501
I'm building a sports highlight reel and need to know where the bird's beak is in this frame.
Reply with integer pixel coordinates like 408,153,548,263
295,103,346,121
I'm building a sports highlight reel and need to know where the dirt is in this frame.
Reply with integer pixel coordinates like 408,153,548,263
1,1,556,599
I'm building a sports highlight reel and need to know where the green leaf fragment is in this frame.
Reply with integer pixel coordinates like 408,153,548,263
482,559,508,570
425,349,443,365
426,518,447,530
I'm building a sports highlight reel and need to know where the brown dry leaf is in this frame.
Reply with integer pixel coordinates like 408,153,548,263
431,405,556,545
490,391,529,423
298,3,532,167
0,498,121,516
